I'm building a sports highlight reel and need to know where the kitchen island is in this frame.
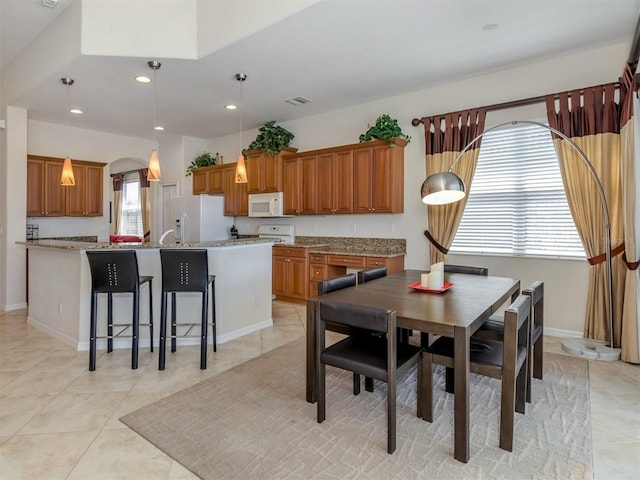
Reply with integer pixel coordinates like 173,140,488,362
23,238,273,352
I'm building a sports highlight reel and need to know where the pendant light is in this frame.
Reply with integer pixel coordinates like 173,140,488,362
147,60,162,181
60,77,76,186
235,73,248,183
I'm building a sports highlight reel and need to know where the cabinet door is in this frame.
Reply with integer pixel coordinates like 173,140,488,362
353,147,373,213
299,155,318,215
44,161,65,216
287,256,308,299
246,152,264,194
84,164,104,216
192,169,208,194
317,153,335,214
27,159,45,216
332,150,353,214
272,255,288,296
282,157,300,215
371,144,402,213
208,169,224,194
223,165,248,216
65,164,86,216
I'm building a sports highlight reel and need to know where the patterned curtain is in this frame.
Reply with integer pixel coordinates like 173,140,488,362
546,85,626,348
423,108,486,264
111,173,124,235
619,64,640,364
138,169,151,243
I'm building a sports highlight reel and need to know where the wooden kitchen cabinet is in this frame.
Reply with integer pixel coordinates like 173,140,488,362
65,163,104,216
353,138,406,214
246,148,297,194
282,154,318,215
192,165,224,195
308,253,343,297
222,164,248,216
272,245,308,301
27,155,105,217
317,150,353,214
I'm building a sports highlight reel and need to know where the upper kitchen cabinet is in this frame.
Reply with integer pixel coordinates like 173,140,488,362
222,164,248,216
317,150,353,215
27,155,105,217
282,153,318,215
65,163,104,216
245,147,297,194
353,138,406,214
192,165,224,195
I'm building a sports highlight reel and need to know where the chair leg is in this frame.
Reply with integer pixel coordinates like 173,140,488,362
533,337,543,379
499,368,516,452
107,293,113,353
445,367,454,394
200,291,208,370
211,279,216,353
317,363,326,423
387,372,396,454
89,293,98,371
159,292,167,370
516,362,527,415
422,352,433,422
416,353,424,419
148,280,154,353
364,377,374,392
131,292,139,370
171,292,177,353
353,373,361,395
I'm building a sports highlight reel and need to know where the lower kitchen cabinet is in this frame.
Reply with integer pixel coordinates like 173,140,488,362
272,246,309,302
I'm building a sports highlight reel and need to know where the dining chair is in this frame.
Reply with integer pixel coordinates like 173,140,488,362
158,249,216,370
85,250,154,371
316,300,425,454
422,294,530,452
474,281,544,403
438,264,489,392
357,266,387,284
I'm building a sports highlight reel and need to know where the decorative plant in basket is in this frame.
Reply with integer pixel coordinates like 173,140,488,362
247,121,295,157
186,152,219,176
359,114,411,146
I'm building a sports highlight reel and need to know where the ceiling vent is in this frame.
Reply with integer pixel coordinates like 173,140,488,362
42,0,58,8
284,96,312,106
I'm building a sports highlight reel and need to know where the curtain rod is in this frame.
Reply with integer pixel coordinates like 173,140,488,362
411,80,625,127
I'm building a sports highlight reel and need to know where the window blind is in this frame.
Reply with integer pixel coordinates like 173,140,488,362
450,123,585,258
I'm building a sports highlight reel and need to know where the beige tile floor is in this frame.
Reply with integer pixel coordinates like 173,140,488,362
1,302,639,479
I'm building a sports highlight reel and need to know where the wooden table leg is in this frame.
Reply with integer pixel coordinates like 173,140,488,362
306,299,317,403
453,326,470,463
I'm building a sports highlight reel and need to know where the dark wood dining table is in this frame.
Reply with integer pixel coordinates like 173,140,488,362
306,269,520,463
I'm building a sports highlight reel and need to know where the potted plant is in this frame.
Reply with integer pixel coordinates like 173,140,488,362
358,114,411,146
247,121,295,157
186,152,219,176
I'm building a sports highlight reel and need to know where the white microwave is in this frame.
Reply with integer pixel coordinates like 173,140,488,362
248,192,286,217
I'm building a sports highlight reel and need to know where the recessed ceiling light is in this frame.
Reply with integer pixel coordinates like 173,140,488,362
226,104,238,110
69,108,83,114
482,23,499,31
154,125,164,131
136,76,152,83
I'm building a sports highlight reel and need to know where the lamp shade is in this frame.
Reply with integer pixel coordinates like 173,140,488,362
420,171,466,205
235,154,248,183
147,149,161,181
60,156,76,186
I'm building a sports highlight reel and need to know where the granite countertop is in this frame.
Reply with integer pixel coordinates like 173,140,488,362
276,236,406,258
20,238,272,251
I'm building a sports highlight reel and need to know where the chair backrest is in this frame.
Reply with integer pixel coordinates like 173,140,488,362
317,273,357,295
503,294,531,352
443,264,488,276
86,250,140,293
319,300,391,334
357,266,387,284
160,249,209,292
522,280,543,333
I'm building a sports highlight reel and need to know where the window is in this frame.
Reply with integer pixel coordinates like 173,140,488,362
450,123,585,258
120,179,143,237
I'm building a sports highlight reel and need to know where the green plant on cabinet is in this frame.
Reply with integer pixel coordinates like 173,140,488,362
358,114,411,146
247,121,295,157
186,152,220,176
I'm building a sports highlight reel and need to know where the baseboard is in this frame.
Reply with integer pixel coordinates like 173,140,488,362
27,316,78,348
1,302,28,312
545,327,583,338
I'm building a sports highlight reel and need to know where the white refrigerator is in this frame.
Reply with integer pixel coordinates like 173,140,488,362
172,195,234,243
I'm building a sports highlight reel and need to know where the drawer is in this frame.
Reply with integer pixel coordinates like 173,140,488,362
309,264,329,281
309,253,327,263
366,257,388,268
327,254,366,268
273,246,307,258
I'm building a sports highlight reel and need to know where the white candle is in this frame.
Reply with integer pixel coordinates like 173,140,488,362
421,273,430,287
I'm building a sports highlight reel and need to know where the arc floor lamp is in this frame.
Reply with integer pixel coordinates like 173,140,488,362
421,120,621,361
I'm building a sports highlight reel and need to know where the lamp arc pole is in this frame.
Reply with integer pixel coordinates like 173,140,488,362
423,119,616,359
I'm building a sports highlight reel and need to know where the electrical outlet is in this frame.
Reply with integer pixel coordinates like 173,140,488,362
58,302,63,314
313,224,318,232
351,223,357,233
389,223,395,233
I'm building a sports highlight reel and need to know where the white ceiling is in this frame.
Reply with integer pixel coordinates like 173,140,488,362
2,0,639,141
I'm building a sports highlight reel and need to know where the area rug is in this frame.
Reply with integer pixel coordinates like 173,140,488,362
120,340,592,480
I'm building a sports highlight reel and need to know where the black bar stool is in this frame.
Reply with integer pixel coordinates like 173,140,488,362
159,249,216,370
85,250,154,371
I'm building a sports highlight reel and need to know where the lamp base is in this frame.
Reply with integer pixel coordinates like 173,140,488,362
561,338,621,362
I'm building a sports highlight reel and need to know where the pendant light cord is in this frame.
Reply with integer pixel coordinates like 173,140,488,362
153,66,158,147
